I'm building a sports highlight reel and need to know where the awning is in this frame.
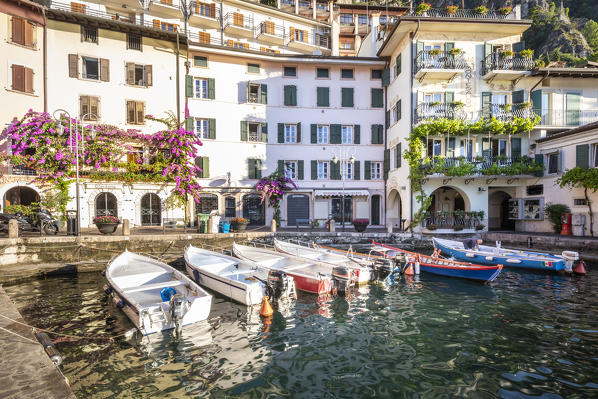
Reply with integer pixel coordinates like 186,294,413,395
314,190,370,198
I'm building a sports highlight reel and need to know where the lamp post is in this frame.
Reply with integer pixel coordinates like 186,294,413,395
332,148,355,232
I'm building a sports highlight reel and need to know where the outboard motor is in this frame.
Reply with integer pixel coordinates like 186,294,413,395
266,270,288,300
561,251,579,273
169,294,189,336
332,266,351,296
371,259,393,280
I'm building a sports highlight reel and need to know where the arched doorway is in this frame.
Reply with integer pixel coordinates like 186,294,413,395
426,186,470,229
194,194,219,226
287,194,309,226
141,193,161,226
95,192,118,217
243,194,264,225
3,186,39,210
488,191,514,230
386,189,402,229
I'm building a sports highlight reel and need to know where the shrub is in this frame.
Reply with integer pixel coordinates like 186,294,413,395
427,223,437,230
230,217,249,224
475,224,485,231
544,203,571,234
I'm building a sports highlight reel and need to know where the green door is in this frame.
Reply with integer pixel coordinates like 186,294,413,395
371,195,380,226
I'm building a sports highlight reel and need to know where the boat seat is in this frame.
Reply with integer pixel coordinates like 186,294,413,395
123,280,186,294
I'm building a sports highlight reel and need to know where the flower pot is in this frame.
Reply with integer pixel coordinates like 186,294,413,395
353,223,367,232
232,222,248,232
95,222,119,235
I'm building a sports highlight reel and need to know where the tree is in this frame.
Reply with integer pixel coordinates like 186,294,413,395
556,167,598,237
582,20,598,53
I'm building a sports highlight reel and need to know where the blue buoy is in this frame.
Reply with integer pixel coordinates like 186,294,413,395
160,287,177,301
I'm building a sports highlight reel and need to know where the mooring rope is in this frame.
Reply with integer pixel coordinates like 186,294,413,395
0,325,38,344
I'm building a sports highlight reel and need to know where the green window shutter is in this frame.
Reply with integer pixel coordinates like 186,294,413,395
511,138,521,159
311,160,317,180
371,88,383,108
416,41,424,56
261,122,268,143
185,117,193,131
353,160,360,180
248,159,255,179
566,93,581,126
445,92,454,104
385,110,390,128
382,68,390,86
202,157,210,178
534,154,544,177
256,159,262,179
278,160,285,174
383,149,390,178
284,85,297,106
298,160,304,180
331,160,340,180
341,88,354,107
185,75,193,97
378,125,384,145
330,124,341,144
444,42,454,53
296,122,301,143
207,78,215,99
484,42,492,59
261,84,267,104
512,90,524,104
576,144,589,169
209,118,216,139
371,125,378,144
397,143,402,168
311,124,317,144
482,92,492,119
396,53,402,75
446,138,455,157
317,87,329,107
364,160,371,180
354,125,360,144
240,121,248,141
531,90,542,116
513,41,525,53
397,99,402,120
277,123,284,143
247,63,260,73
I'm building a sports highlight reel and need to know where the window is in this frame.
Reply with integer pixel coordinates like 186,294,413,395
316,68,329,78
226,40,248,49
340,14,353,25
247,83,267,104
261,47,280,54
424,93,443,104
317,125,329,144
126,63,152,87
195,78,208,98
248,159,262,179
547,152,559,174
291,28,307,42
154,20,177,31
80,96,100,120
194,156,209,178
248,123,262,142
526,185,544,196
194,56,208,67
10,65,33,93
317,161,329,180
82,57,99,80
284,124,297,143
225,197,236,217
283,85,297,106
341,88,354,107
341,68,354,79
81,26,97,43
95,192,117,217
247,63,260,73
196,194,218,214
316,87,329,107
371,88,383,108
371,69,383,79
427,139,442,157
394,144,401,168
127,33,142,50
198,32,211,44
593,144,598,168
574,198,587,206
10,16,36,47
284,66,297,77
341,162,353,180
195,118,209,139
358,15,368,25
284,161,297,179
340,41,353,50
341,125,353,144
393,100,401,123
371,162,382,179
126,101,145,125
196,2,216,17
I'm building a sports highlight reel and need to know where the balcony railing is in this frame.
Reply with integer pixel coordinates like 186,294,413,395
415,50,468,73
314,33,330,48
536,109,598,127
224,12,253,31
7,164,38,176
405,8,517,20
191,1,219,19
420,156,540,177
256,21,285,38
415,103,467,123
482,103,535,121
421,211,484,230
482,53,535,76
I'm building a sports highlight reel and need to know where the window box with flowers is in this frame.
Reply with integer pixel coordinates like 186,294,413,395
416,2,431,15
498,6,513,15
520,49,534,59
446,5,458,15
500,49,514,59
93,215,120,235
474,6,488,15
230,217,249,231
352,218,369,232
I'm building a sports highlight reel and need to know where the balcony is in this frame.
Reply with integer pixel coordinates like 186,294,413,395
280,0,295,13
420,156,542,178
482,103,535,121
536,109,598,128
6,164,38,176
256,21,285,46
151,0,182,18
405,7,517,20
189,2,220,28
414,50,468,82
481,53,534,81
223,12,254,38
288,30,330,52
414,103,467,124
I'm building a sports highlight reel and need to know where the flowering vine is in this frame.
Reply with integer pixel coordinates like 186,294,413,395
255,171,297,226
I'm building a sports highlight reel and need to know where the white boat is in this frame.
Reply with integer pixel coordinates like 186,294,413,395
273,239,375,284
105,251,212,335
184,245,296,306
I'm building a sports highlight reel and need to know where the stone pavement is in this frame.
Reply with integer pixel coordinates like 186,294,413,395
0,286,76,399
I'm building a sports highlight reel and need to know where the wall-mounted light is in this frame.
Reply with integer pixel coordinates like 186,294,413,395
478,187,486,192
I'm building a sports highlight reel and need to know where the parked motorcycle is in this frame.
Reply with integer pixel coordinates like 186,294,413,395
0,209,60,235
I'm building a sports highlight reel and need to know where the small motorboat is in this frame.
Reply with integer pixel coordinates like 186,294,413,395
233,243,346,295
371,241,503,283
105,251,212,335
184,245,296,306
433,238,581,273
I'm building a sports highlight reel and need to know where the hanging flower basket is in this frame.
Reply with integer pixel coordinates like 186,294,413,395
93,215,120,235
449,47,462,56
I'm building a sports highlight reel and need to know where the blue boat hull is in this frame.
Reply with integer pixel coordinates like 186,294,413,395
433,240,565,272
418,263,502,282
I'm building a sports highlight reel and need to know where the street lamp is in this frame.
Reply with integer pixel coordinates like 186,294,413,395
331,147,355,232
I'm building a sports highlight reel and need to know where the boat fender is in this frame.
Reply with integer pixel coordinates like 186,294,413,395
160,287,177,302
116,300,125,309
35,332,63,366
103,284,112,295
485,256,493,261
466,252,475,258
561,251,579,261
193,269,200,284
506,258,521,264
414,261,420,275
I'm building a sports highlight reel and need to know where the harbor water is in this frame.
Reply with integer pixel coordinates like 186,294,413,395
4,267,598,398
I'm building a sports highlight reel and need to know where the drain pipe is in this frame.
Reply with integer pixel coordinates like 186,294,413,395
529,70,549,101
176,32,181,126
42,7,47,113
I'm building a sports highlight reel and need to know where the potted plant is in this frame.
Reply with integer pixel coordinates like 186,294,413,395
93,215,120,235
427,223,437,231
520,49,534,59
500,49,514,59
476,223,486,231
446,5,458,15
474,6,488,15
352,218,369,232
453,224,464,231
451,101,464,108
498,6,513,15
312,219,320,228
519,101,532,109
416,2,431,15
428,48,441,56
502,103,513,112
429,101,442,107
449,47,462,56
230,217,249,232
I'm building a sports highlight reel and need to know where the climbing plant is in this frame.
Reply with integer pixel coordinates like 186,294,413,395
557,167,598,237
255,171,297,227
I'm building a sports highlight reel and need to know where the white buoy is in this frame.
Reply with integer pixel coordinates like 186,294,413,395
414,261,420,275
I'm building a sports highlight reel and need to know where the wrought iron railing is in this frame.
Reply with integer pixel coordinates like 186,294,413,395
482,103,535,121
420,156,537,176
224,12,254,31
314,33,330,48
406,8,517,20
256,21,285,39
415,50,468,73
421,211,483,230
8,164,38,176
415,103,467,123
535,109,598,127
481,53,535,76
